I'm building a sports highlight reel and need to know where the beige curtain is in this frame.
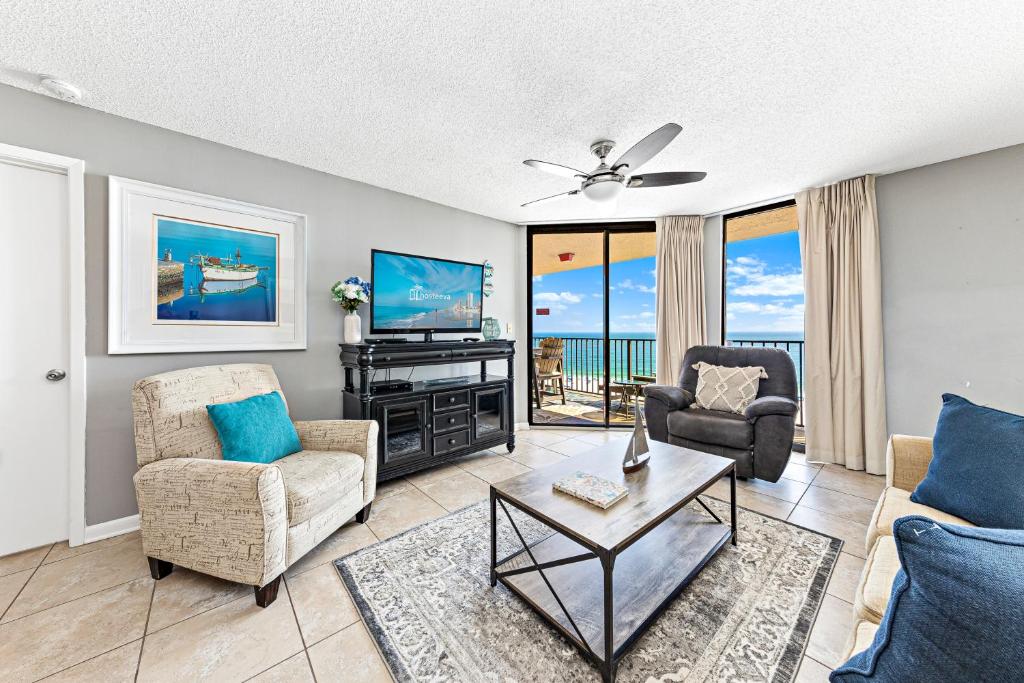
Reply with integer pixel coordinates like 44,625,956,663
797,175,887,473
655,215,707,385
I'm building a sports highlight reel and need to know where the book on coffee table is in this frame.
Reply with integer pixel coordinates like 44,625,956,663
552,470,628,509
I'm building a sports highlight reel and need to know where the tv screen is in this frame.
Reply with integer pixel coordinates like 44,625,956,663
371,250,484,333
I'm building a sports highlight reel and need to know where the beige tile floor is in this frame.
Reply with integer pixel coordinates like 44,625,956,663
0,428,883,682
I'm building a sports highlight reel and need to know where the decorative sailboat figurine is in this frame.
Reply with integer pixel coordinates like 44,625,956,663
622,405,651,473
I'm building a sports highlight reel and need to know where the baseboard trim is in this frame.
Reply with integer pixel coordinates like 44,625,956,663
514,422,530,431
83,514,140,544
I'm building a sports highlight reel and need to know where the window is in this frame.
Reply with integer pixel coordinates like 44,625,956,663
527,224,656,427
723,200,805,427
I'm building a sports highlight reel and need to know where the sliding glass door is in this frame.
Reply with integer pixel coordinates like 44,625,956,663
527,223,656,428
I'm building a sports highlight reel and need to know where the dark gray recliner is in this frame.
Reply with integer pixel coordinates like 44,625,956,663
643,345,798,482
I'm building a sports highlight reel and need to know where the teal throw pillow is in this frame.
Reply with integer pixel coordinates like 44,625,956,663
206,391,301,464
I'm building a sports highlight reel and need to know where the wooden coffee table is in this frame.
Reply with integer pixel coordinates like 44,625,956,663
489,440,736,683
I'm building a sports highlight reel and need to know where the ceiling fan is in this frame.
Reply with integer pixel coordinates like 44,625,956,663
521,123,706,207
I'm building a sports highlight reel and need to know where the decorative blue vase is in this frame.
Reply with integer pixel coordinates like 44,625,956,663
482,317,500,340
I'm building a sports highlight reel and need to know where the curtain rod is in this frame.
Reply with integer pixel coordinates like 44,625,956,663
701,193,796,219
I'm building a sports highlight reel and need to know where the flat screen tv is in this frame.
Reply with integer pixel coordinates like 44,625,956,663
370,249,485,335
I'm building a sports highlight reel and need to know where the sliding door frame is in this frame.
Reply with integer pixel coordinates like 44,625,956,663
526,221,656,429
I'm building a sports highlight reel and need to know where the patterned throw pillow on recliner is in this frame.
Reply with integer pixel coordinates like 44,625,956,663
692,361,768,414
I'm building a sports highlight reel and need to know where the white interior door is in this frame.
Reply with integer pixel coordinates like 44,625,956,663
0,157,71,555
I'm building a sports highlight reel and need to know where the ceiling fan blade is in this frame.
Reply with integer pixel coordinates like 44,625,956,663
627,171,707,188
611,123,682,174
520,189,580,207
523,159,588,179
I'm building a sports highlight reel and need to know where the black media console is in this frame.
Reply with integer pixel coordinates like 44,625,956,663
340,339,516,481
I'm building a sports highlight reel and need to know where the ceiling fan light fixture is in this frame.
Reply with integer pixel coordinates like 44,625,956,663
520,123,703,208
581,179,623,202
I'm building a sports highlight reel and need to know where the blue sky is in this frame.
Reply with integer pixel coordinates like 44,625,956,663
532,256,656,334
725,230,804,334
532,230,804,336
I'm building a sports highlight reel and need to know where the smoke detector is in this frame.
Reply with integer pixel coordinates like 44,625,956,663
39,77,82,101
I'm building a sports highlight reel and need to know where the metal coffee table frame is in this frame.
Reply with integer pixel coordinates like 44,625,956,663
489,463,737,683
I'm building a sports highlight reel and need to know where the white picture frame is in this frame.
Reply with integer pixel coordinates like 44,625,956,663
108,177,307,353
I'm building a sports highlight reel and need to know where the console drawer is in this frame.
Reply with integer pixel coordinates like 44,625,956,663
433,389,470,411
433,429,470,455
369,349,451,365
433,409,470,433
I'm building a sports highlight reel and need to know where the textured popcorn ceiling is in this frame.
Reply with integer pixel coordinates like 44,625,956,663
2,2,1024,224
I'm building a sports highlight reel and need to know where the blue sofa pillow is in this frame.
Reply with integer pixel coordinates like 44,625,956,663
831,516,1024,682
206,391,301,464
910,393,1024,528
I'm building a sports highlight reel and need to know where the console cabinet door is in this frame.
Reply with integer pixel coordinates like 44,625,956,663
472,386,507,443
376,397,430,466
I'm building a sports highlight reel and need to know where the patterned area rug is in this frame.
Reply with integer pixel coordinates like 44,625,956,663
336,498,841,682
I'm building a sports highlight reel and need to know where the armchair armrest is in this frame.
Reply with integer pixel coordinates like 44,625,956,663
133,458,287,586
642,385,694,411
744,396,799,422
886,434,933,491
293,419,379,506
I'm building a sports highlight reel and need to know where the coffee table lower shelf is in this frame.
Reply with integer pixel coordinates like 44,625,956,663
491,501,733,682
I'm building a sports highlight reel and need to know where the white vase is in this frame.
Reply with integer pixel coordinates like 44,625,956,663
343,311,362,344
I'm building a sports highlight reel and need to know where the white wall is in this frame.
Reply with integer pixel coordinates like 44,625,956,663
0,84,518,525
876,143,1024,436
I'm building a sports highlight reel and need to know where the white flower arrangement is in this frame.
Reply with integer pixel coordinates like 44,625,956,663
331,276,371,313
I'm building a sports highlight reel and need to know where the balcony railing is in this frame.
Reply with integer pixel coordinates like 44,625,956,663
531,336,656,395
725,338,805,427
531,335,805,427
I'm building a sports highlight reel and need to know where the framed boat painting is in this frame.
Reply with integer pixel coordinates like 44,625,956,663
108,177,307,353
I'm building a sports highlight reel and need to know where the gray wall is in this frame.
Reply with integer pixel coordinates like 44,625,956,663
0,85,518,526
876,143,1024,436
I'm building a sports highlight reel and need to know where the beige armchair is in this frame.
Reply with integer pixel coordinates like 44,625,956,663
131,363,378,607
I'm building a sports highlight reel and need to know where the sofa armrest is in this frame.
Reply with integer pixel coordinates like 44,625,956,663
744,395,798,422
642,385,694,411
886,434,933,491
293,420,379,506
133,458,287,586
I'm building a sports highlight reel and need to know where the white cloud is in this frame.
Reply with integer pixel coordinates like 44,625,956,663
532,275,542,282
618,311,655,320
726,255,803,297
727,300,805,332
534,291,582,304
616,278,656,294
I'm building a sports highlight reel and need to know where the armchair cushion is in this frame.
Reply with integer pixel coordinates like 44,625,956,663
294,420,379,507
668,408,753,450
134,458,288,586
744,395,799,422
643,384,694,411
206,391,301,464
275,450,365,524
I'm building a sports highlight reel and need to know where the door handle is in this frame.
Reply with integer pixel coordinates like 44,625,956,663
46,369,67,382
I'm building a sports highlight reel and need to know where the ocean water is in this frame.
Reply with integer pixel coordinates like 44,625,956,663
533,331,805,393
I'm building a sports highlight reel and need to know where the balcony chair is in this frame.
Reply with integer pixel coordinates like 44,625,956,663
533,337,567,409
643,345,798,482
131,363,378,607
